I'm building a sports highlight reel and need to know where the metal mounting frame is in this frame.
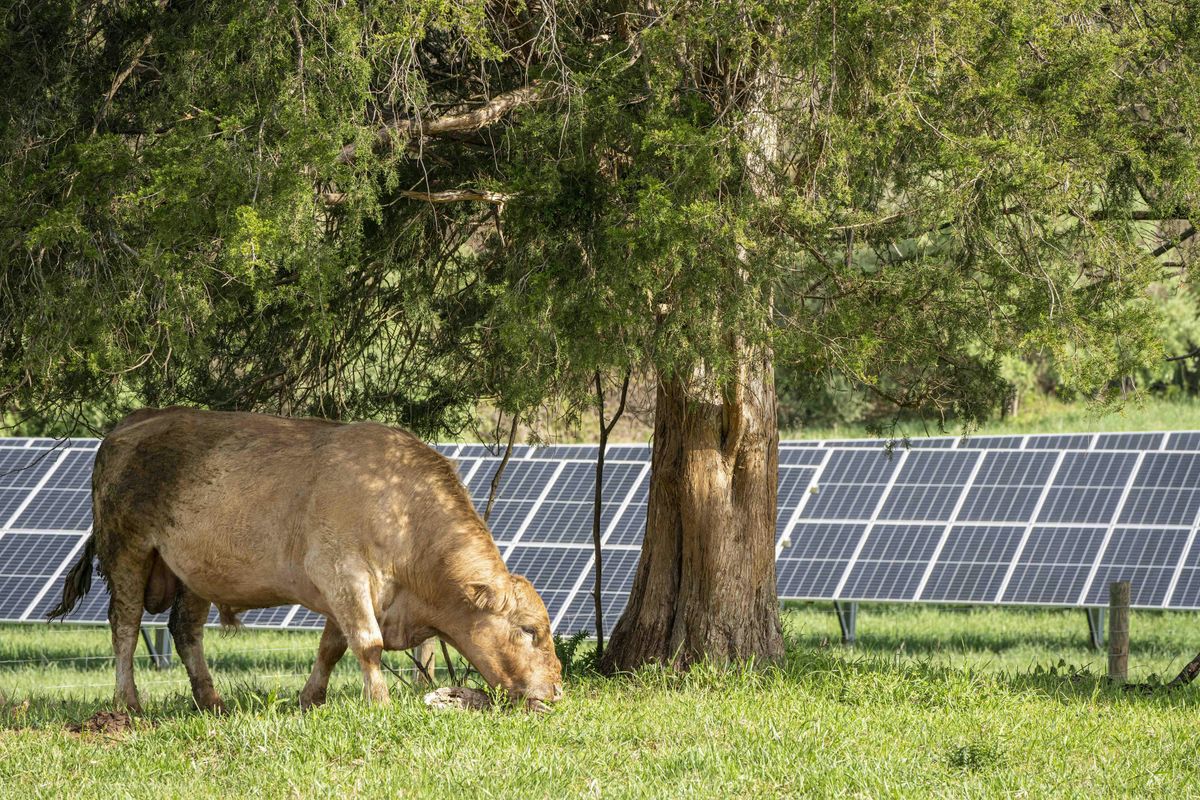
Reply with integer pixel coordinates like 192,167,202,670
833,601,858,645
140,627,173,670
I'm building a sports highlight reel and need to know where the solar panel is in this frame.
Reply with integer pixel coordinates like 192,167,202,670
5,430,1200,637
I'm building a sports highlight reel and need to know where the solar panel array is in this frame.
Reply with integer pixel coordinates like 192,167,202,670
2,431,1200,637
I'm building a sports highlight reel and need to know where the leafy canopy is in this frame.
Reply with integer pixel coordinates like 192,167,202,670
1,1,1196,433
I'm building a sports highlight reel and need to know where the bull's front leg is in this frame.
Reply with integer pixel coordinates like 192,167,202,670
300,619,347,710
324,580,390,704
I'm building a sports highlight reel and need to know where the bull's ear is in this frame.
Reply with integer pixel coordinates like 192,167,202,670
465,582,497,610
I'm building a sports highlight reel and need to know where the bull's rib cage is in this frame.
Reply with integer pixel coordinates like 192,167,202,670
3,430,1200,635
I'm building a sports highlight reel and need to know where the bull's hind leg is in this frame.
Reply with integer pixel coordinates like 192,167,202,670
324,580,389,704
169,587,224,712
105,551,153,713
299,619,347,710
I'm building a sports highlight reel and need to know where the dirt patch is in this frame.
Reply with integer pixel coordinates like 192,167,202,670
67,710,135,736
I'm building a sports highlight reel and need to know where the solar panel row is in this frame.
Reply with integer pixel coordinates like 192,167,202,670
2,432,1200,638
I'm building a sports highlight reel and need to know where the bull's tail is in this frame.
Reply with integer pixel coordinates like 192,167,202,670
47,535,96,621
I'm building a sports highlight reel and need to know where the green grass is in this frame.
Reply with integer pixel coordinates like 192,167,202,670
784,396,1200,441
3,605,1200,797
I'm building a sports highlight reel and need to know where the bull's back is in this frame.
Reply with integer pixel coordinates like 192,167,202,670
94,409,357,607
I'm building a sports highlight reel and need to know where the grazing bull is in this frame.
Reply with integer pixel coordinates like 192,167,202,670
49,408,563,712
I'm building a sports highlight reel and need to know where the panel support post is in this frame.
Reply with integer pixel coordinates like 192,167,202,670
141,627,173,670
1086,608,1105,651
833,602,857,646
1108,581,1130,685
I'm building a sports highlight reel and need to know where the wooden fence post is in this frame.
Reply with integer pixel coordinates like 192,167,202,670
1108,581,1130,685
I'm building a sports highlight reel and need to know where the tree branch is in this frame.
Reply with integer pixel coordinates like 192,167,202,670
400,189,512,204
337,84,543,164
1151,226,1196,259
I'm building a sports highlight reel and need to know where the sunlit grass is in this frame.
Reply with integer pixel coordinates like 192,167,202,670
2,605,1199,797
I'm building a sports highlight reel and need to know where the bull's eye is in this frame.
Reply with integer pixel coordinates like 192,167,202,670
521,626,537,641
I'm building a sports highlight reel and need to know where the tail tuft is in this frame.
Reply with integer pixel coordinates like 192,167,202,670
47,536,96,621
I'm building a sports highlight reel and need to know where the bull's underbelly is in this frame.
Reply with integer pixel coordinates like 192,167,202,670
155,522,324,612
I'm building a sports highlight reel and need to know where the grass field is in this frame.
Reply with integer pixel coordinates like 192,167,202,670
3,605,1200,798
785,396,1200,441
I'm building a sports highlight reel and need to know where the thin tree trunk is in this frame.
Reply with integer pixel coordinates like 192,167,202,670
592,370,630,659
484,414,520,523
601,348,783,671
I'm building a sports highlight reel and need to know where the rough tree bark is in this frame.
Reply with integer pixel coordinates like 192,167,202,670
601,348,783,670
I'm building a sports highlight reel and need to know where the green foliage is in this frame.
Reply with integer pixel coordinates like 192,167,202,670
552,630,597,677
1,0,1196,438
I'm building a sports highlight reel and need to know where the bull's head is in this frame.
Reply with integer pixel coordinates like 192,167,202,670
443,574,563,710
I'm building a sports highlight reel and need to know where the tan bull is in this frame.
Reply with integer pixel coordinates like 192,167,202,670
49,408,563,712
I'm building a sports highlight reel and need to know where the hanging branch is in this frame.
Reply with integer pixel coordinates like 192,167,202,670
337,84,543,164
592,369,630,658
484,413,520,523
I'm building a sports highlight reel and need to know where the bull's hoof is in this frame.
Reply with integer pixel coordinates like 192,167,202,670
197,696,226,714
298,689,327,711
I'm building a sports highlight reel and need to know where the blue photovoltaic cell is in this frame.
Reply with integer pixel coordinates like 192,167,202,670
819,449,899,484
0,532,82,578
839,524,943,601
1002,526,1106,604
505,545,595,591
823,439,886,448
775,467,815,538
778,448,826,467
920,525,1026,602
907,437,957,448
895,450,978,484
1094,432,1166,451
957,486,1043,523
803,484,886,520
544,462,642,504
776,523,866,598
241,606,295,628
0,489,29,526
973,451,1059,486
11,489,91,531
605,445,650,462
519,503,602,546
474,444,534,459
0,448,57,489
1166,432,1200,451
1035,452,1138,524
606,503,645,547
467,459,560,503
434,444,460,456
44,450,95,490
504,545,595,622
1084,527,1191,607
1134,453,1200,488
1118,488,1200,527
0,576,53,620
878,485,965,522
287,608,327,630
555,549,642,636
1169,570,1200,610
533,445,598,460
1037,488,1120,524
483,501,535,542
960,436,1025,449
779,440,822,447
455,458,476,477
1026,434,1094,450
1054,452,1139,487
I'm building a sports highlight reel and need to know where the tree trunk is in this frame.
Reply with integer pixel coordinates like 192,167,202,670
601,348,783,671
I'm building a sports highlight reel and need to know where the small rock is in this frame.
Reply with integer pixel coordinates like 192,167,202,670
423,686,491,711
